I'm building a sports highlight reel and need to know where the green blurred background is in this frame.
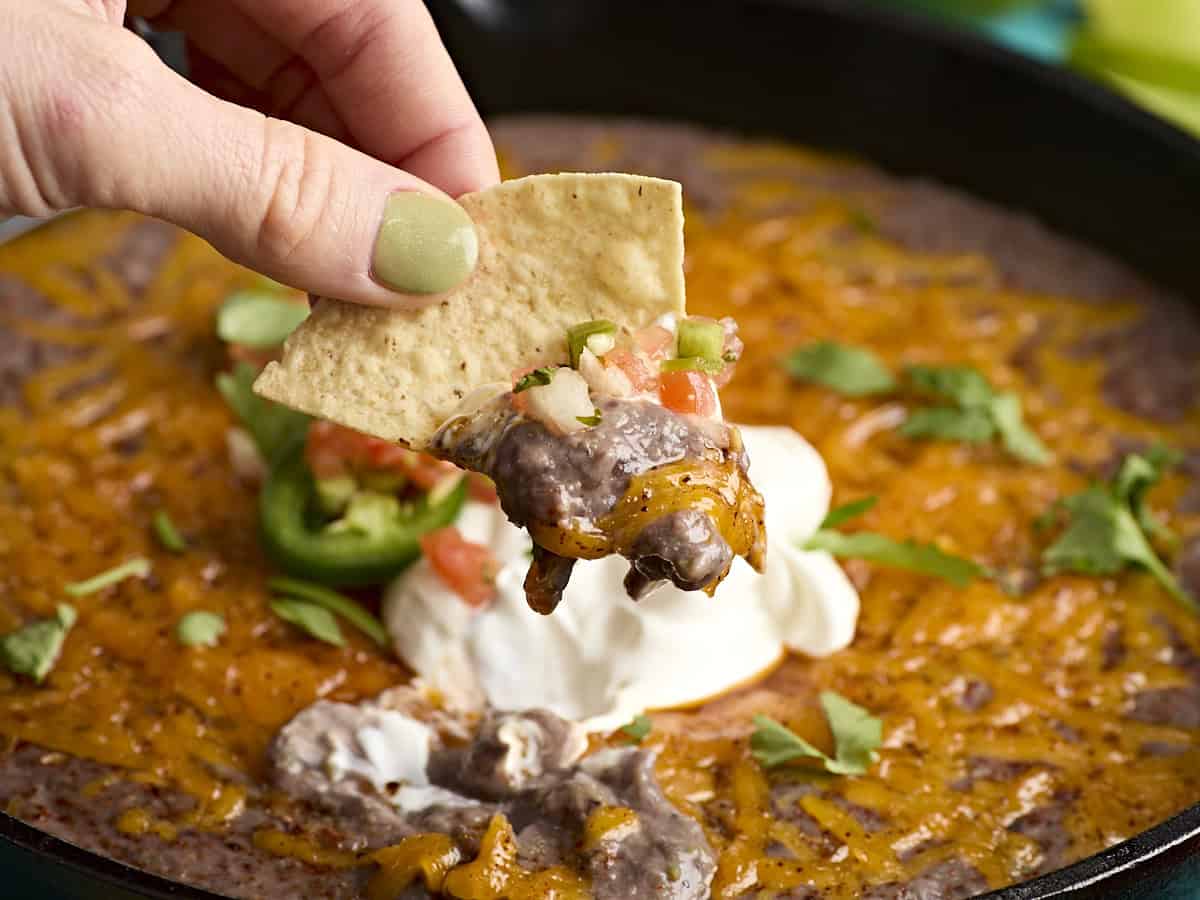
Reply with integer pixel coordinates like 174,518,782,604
869,0,1200,137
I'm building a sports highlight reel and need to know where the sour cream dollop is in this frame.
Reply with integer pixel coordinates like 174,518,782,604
384,426,859,732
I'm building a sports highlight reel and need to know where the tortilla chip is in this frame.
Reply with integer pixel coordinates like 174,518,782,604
253,172,686,446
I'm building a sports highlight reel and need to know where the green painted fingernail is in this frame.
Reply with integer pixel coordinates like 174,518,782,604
371,192,478,294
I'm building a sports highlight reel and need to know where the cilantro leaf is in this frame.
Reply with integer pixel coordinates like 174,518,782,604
751,691,882,776
620,713,652,743
804,529,983,587
577,410,603,427
176,611,226,648
750,715,829,769
903,365,1049,465
64,558,151,597
216,362,309,463
905,364,995,408
216,290,309,349
1113,444,1182,545
513,367,556,393
1041,474,1194,612
819,691,883,776
271,598,345,647
819,496,878,530
900,406,996,444
990,392,1052,465
784,349,1050,465
269,577,388,647
784,342,896,397
0,604,77,682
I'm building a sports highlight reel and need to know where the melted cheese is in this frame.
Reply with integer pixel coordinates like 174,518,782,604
0,125,1196,897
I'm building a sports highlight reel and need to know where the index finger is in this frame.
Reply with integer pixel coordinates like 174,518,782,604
234,0,499,197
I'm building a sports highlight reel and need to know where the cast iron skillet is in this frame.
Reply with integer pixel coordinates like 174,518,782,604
2,1,1198,897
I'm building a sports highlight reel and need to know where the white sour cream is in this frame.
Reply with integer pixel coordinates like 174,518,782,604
384,426,859,732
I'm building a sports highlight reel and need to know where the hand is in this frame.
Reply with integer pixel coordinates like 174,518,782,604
0,0,499,306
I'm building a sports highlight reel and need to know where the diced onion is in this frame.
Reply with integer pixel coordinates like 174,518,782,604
523,367,594,434
585,332,616,357
578,348,633,398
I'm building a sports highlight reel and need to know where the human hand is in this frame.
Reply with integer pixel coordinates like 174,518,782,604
0,0,499,306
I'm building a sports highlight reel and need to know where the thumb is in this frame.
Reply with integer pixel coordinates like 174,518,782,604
46,32,479,309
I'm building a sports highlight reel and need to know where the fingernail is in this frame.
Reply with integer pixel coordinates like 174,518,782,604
371,192,479,294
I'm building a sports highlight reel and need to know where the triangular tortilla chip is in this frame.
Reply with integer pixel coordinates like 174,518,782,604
254,173,686,446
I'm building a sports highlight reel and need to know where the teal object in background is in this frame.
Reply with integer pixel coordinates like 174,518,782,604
979,0,1080,61
869,0,1200,138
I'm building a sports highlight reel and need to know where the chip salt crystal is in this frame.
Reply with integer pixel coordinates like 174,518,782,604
253,173,686,448
383,426,859,731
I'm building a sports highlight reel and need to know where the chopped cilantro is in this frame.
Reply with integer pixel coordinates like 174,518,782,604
804,530,983,587
990,392,1052,466
620,713,653,743
268,576,388,647
513,367,556,393
905,364,995,408
1113,444,1183,545
903,364,1050,465
751,691,882,775
271,598,345,647
808,493,982,587
784,341,896,397
216,362,309,463
1041,451,1194,612
64,558,151,598
152,510,187,553
0,604,76,683
785,349,1049,464
899,406,996,444
818,496,878,530
577,410,603,427
176,611,226,648
216,290,309,349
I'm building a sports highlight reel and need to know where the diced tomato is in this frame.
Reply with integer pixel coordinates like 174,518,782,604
468,474,499,504
659,370,718,417
305,421,357,478
633,325,675,361
420,527,500,607
227,344,280,369
603,349,656,393
305,421,459,487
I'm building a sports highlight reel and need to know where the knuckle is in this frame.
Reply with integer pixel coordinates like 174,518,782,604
253,119,335,263
33,29,159,206
42,30,155,138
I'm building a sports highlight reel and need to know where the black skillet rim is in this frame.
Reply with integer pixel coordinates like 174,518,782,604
2,0,1199,897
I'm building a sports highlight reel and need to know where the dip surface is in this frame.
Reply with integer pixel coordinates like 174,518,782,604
0,118,1197,899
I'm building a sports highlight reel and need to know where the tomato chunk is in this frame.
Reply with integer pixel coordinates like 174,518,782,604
305,420,459,487
659,370,718,417
603,349,657,393
633,325,674,361
420,527,500,607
